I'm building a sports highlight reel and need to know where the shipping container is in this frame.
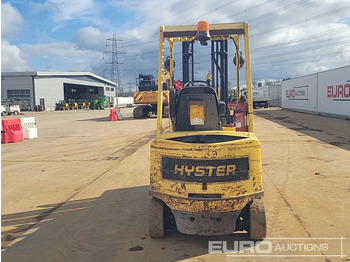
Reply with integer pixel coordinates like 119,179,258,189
282,65,350,119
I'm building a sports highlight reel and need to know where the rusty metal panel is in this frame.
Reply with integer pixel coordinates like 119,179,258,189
149,131,263,214
162,156,249,182
172,210,241,235
150,190,263,213
133,90,169,104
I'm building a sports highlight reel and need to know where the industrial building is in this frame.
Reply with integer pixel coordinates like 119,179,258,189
1,72,117,111
253,82,282,107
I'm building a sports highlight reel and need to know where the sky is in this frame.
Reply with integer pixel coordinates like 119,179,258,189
2,0,350,90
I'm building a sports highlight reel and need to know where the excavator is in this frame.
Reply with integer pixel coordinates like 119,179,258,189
148,21,266,240
133,71,171,118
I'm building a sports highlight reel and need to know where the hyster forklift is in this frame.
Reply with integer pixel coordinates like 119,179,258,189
149,21,266,240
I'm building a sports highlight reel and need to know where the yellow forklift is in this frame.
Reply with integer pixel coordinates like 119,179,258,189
149,21,266,240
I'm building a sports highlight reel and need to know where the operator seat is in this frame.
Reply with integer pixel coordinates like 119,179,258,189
174,86,221,131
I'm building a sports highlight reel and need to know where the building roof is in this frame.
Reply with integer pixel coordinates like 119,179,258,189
1,71,116,86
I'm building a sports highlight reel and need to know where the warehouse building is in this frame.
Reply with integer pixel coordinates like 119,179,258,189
253,82,282,107
1,72,117,111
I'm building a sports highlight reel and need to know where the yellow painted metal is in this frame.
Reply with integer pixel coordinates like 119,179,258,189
150,21,262,221
168,36,195,43
222,126,236,131
163,22,246,34
133,90,169,104
150,131,263,213
244,22,254,133
156,26,165,137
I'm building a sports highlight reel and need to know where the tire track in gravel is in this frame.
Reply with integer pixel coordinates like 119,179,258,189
2,130,157,249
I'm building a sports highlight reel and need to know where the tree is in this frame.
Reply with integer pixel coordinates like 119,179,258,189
264,79,273,86
252,80,258,89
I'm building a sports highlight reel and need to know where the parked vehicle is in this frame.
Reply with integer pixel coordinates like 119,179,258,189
89,95,107,110
1,105,6,116
68,99,78,110
253,90,271,108
55,100,69,110
1,101,21,115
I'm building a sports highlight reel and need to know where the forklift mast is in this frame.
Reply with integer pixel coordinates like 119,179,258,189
181,39,232,125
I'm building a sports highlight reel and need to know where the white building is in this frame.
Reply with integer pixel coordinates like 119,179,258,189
1,72,117,111
282,65,350,119
253,82,282,107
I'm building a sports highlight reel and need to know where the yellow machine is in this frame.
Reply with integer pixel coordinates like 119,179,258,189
149,21,266,239
55,100,69,110
68,99,78,110
77,99,87,109
133,70,170,118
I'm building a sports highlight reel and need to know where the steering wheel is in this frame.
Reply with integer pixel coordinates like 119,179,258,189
184,80,208,87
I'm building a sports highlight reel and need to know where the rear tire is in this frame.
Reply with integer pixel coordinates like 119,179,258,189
149,198,164,238
249,199,266,240
142,106,150,118
133,106,143,118
163,106,169,118
133,106,150,118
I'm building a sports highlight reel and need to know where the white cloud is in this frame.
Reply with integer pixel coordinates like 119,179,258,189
47,0,95,21
19,41,101,72
1,40,31,71
31,0,104,30
4,0,350,82
343,45,350,61
73,26,110,51
1,2,23,39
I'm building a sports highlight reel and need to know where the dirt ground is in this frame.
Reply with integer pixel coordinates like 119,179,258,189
1,107,349,262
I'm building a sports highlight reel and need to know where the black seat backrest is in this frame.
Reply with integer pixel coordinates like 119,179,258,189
174,86,220,131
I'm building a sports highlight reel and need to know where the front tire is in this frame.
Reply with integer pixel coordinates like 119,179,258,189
149,198,164,238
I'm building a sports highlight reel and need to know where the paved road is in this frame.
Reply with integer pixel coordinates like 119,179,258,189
2,108,349,261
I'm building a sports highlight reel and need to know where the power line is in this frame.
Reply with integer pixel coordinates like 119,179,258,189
249,0,310,22
88,2,350,82
251,5,350,37
252,50,343,68
121,0,274,46
251,26,350,52
253,39,350,60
